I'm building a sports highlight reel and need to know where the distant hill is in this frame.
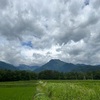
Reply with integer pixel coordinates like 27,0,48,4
34,59,100,72
17,64,39,71
0,59,100,72
0,61,18,70
0,61,39,71
34,59,66,72
73,65,100,72
34,59,78,72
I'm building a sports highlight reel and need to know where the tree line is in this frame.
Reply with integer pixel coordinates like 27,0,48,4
0,69,100,81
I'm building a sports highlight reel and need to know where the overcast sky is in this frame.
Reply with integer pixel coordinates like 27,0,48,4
0,0,100,66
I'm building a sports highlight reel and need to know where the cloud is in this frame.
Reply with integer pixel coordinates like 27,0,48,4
0,0,100,65
0,0,9,9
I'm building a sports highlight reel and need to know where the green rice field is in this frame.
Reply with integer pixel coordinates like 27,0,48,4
0,81,37,100
0,80,100,100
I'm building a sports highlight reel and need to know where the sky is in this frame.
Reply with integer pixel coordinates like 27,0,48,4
0,0,100,66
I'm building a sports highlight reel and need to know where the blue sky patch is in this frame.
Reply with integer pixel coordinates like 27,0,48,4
84,0,90,6
22,41,33,48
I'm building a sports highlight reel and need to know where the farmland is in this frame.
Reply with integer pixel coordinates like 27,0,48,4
0,80,100,100
0,81,37,100
34,80,100,100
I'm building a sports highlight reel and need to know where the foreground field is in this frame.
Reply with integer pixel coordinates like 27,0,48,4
0,80,100,100
0,81,37,100
34,80,100,100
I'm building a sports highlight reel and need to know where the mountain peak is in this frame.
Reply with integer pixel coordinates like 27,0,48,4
49,59,62,62
34,59,67,72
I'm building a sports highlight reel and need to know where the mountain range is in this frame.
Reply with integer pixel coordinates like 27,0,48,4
0,61,18,70
0,59,100,72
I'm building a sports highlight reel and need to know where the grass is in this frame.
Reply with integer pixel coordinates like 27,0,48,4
0,80,37,100
0,80,100,100
34,80,100,100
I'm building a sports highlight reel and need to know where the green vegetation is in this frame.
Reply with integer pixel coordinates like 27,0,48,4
0,70,100,82
0,69,100,100
34,80,100,100
0,80,100,100
0,81,37,100
0,70,37,81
